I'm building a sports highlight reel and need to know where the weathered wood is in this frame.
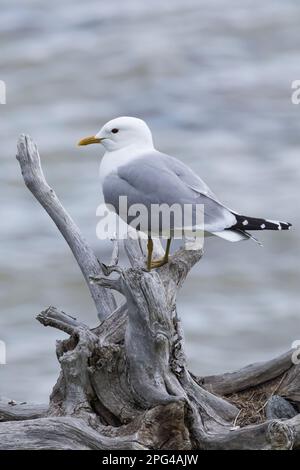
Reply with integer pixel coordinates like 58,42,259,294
192,414,300,450
200,349,293,395
2,134,299,450
278,363,300,403
0,398,48,422
16,135,116,319
0,417,146,450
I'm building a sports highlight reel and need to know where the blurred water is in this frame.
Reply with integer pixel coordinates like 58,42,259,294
1,0,300,402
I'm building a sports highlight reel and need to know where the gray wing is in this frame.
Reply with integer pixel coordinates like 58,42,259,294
102,151,237,232
160,153,221,202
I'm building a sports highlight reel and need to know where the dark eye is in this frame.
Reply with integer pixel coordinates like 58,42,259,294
111,128,119,134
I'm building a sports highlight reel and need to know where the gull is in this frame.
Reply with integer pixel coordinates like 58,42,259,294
78,117,291,270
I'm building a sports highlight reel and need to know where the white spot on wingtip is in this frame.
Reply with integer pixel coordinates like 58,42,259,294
261,224,266,229
242,220,248,226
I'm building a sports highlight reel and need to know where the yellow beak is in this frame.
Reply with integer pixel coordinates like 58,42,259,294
77,136,103,146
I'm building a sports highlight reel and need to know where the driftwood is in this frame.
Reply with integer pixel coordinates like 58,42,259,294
1,134,300,450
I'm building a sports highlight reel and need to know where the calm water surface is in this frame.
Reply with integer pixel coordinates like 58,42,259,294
0,0,300,401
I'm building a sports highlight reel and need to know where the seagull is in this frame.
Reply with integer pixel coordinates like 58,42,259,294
78,116,291,271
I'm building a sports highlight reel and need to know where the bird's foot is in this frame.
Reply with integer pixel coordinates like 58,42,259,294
148,256,169,270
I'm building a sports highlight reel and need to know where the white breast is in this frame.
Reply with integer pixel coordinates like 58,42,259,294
99,144,154,184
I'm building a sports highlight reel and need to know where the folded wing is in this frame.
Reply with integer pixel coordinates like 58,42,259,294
102,151,239,234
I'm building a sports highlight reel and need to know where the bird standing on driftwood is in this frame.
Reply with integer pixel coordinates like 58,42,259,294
78,116,291,270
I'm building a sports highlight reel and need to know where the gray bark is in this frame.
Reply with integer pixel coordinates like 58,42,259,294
199,349,294,395
0,398,48,422
16,135,115,319
1,135,300,450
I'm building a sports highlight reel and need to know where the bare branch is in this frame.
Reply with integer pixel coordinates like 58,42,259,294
89,275,123,293
16,134,116,319
0,398,48,422
36,306,86,335
93,302,128,344
0,417,146,450
199,349,293,395
109,237,119,266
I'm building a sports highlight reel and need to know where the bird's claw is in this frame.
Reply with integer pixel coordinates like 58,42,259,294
147,256,169,271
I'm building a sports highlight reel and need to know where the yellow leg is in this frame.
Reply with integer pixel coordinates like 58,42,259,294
147,237,154,271
150,238,172,269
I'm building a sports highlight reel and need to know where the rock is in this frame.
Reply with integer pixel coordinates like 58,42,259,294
266,395,298,420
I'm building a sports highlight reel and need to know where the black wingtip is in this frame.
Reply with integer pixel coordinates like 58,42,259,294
279,221,292,230
231,214,292,231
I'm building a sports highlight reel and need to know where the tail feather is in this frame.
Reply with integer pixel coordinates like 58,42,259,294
236,229,263,246
230,213,292,231
213,229,263,245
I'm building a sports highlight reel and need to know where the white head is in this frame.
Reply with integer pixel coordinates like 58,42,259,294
78,116,154,152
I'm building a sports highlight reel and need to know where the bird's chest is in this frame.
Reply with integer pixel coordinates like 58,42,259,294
99,149,140,185
99,155,118,185
100,153,133,211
